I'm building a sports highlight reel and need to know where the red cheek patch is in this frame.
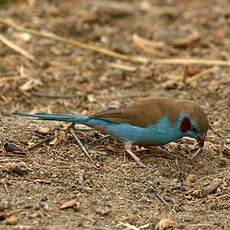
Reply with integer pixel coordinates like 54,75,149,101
180,116,191,132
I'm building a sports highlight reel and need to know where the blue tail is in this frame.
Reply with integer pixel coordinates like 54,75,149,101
13,112,116,130
14,112,90,124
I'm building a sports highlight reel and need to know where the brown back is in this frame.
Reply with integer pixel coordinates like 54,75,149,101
91,97,209,132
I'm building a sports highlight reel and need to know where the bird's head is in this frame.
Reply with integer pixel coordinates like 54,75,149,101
178,105,209,147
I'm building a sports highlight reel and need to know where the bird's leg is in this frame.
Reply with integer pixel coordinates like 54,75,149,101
124,143,146,167
66,123,75,132
192,146,203,159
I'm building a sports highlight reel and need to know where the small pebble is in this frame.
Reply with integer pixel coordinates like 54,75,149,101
4,143,25,153
4,215,19,225
156,218,175,230
36,127,50,134
186,174,197,183
60,199,80,211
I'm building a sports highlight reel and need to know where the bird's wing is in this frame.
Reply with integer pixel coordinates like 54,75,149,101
91,97,175,127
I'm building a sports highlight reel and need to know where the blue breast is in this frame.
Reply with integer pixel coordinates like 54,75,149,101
83,116,183,145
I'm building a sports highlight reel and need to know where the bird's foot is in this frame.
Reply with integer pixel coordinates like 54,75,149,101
124,143,149,168
191,147,203,159
135,146,176,160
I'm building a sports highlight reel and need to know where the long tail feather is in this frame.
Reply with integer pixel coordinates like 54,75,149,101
13,112,89,124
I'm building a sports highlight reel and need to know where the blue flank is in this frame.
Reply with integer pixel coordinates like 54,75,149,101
105,116,183,145
15,112,184,145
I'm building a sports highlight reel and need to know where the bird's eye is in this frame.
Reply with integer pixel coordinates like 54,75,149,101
192,127,198,133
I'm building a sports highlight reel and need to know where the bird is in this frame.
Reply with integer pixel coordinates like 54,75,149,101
14,97,209,167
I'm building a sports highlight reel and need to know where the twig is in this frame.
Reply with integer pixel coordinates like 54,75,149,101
139,223,152,229
186,224,217,229
27,136,53,151
0,34,37,63
78,169,85,185
1,178,9,195
88,135,110,145
0,157,31,163
82,225,112,230
1,18,230,66
154,191,170,207
153,58,230,66
0,75,28,82
187,67,214,83
31,92,77,99
0,72,17,77
201,179,223,197
109,62,137,72
148,180,171,208
193,179,223,198
0,18,148,64
132,33,164,55
69,128,93,161
65,124,92,132
182,65,189,83
118,222,139,230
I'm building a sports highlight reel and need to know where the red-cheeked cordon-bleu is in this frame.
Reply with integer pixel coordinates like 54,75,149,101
14,97,210,167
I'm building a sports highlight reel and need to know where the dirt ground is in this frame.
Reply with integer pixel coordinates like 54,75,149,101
0,0,230,229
